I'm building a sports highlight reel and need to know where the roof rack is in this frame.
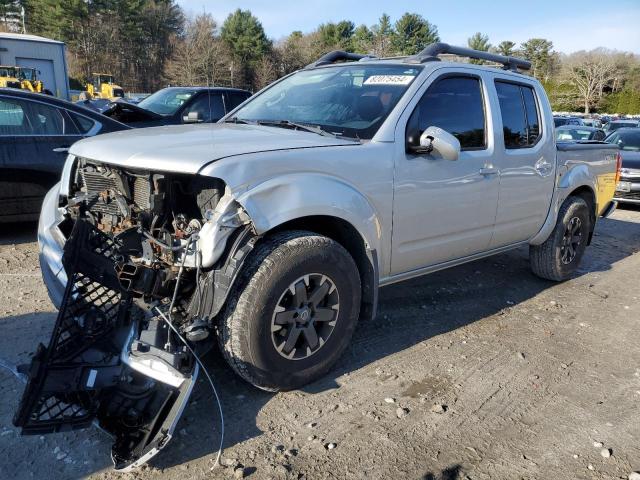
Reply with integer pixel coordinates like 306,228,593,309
306,50,376,68
405,42,531,72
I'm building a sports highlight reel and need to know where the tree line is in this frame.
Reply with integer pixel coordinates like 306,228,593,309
1,1,639,113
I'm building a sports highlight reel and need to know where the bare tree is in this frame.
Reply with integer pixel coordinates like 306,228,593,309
254,55,278,90
165,14,232,87
563,49,619,113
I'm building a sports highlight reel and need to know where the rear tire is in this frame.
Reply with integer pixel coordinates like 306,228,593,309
530,196,591,281
218,231,361,391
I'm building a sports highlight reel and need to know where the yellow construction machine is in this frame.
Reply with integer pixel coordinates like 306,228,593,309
16,66,51,94
0,66,22,89
85,73,125,99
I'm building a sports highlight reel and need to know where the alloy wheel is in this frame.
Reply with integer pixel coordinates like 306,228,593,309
270,273,340,360
560,216,583,264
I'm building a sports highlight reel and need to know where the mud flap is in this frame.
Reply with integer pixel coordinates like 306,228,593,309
13,220,198,470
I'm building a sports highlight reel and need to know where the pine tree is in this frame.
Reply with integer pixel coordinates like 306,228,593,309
392,13,439,56
221,8,271,88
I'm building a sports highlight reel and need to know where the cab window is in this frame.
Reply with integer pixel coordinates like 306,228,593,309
184,93,225,123
407,76,486,150
495,81,542,148
227,92,250,111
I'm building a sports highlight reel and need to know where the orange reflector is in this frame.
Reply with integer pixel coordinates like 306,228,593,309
615,151,622,183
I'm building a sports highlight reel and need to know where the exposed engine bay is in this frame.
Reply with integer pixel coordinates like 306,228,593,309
13,157,255,470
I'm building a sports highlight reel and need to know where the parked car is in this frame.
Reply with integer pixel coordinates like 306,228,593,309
0,88,129,222
604,120,639,134
607,128,640,204
555,125,606,141
22,44,619,471
97,86,252,127
74,97,113,113
554,116,584,127
581,118,603,128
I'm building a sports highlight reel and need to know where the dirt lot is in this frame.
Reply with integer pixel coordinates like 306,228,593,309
1,207,639,480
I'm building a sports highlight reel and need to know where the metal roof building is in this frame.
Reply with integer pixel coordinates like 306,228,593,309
0,32,70,100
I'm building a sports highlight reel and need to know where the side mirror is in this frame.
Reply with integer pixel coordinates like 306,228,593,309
408,126,460,161
183,111,202,124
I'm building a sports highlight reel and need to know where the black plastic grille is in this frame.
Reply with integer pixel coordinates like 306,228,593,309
13,221,131,433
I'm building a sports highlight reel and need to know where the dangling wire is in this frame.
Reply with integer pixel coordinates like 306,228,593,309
156,234,224,467
154,306,225,468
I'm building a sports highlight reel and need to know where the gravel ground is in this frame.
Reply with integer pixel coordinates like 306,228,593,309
1,207,639,480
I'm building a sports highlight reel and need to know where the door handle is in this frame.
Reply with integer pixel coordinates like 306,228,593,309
479,166,499,176
53,146,70,153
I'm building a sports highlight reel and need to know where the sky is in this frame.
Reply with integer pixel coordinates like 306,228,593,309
177,0,640,54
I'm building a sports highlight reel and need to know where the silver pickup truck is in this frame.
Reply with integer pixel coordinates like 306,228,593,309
20,44,620,469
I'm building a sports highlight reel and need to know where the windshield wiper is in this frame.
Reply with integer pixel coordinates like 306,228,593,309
255,119,339,138
223,117,255,124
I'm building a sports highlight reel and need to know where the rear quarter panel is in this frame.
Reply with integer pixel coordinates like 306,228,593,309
530,142,618,245
556,142,619,214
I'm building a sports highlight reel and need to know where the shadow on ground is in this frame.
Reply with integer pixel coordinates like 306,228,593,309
423,464,463,480
152,213,640,470
0,221,37,246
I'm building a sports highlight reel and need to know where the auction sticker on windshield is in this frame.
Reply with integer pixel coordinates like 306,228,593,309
364,75,416,85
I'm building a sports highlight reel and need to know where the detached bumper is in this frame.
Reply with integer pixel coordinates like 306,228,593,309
37,183,67,309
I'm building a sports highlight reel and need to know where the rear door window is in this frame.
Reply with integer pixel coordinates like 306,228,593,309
495,81,542,149
0,97,28,135
408,76,486,150
25,99,66,135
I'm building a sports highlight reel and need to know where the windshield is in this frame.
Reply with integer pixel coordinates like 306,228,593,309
138,88,198,115
607,130,640,151
232,64,423,139
19,68,35,81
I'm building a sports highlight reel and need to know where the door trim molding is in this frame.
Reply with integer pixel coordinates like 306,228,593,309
379,240,528,287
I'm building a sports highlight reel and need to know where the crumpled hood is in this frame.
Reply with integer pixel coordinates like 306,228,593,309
70,123,356,174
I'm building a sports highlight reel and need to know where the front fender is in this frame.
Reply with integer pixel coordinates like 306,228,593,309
235,173,383,256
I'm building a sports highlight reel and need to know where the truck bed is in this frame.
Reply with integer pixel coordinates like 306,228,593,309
556,141,620,215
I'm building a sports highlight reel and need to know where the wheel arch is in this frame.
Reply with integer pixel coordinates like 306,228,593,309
530,180,598,246
231,173,384,322
269,215,379,322
567,185,597,245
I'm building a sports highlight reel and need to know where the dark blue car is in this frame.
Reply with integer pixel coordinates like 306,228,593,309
0,88,129,222
93,86,252,127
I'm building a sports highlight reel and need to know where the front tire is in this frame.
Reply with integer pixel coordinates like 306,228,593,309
218,231,361,391
530,196,591,281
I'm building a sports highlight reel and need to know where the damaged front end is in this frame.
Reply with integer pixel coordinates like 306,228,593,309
14,157,253,470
